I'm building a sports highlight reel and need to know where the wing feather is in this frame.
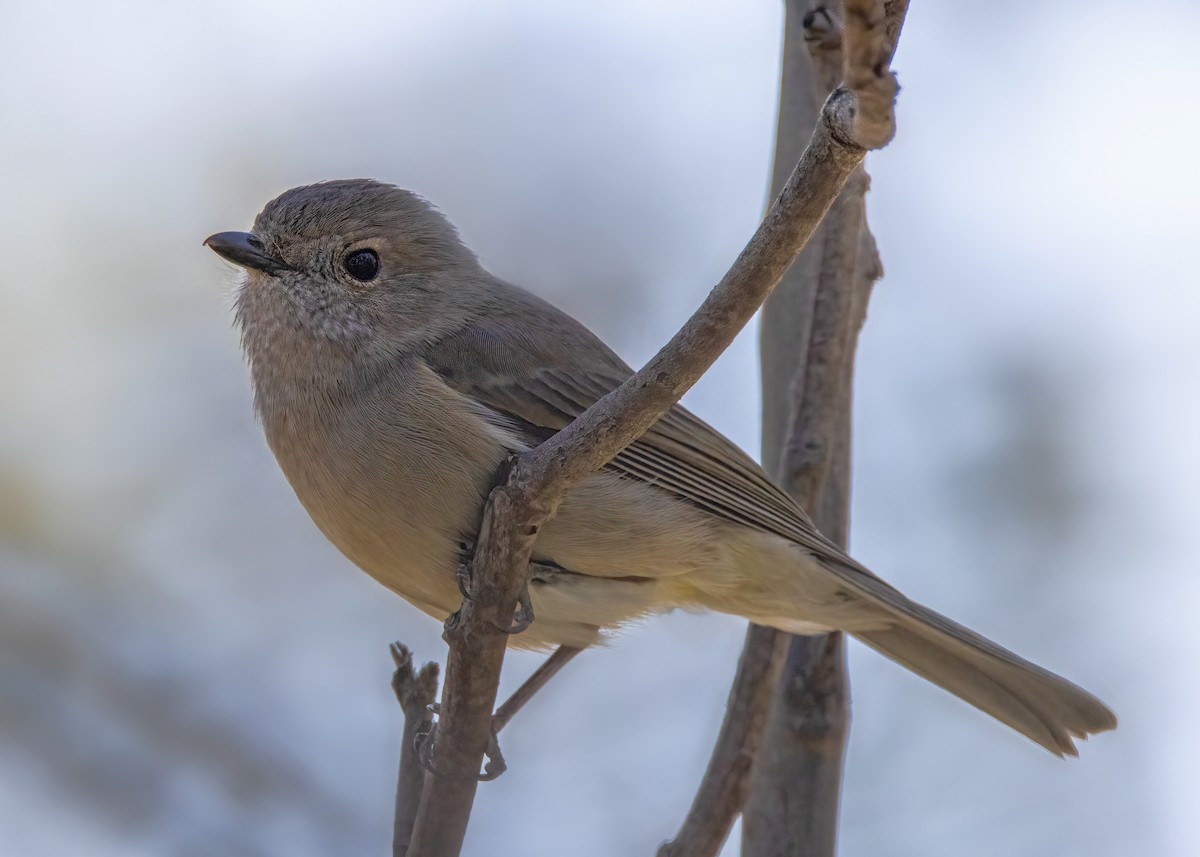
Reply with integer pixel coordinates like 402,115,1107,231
421,283,846,564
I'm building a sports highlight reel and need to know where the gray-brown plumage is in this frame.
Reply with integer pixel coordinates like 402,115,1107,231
207,179,1116,756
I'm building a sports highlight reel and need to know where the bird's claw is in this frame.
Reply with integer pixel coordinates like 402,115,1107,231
458,536,542,635
456,569,473,601
456,540,476,600
414,703,442,776
478,723,508,781
493,587,534,635
414,703,508,781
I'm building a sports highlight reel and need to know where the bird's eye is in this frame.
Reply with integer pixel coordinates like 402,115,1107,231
344,249,380,282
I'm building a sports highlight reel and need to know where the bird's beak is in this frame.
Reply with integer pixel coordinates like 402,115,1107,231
204,231,291,275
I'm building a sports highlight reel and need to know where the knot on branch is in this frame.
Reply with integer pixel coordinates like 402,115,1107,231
813,0,900,151
802,5,842,50
822,82,897,153
776,636,850,730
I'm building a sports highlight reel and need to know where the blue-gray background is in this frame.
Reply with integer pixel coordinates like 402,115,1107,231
1,1,1194,854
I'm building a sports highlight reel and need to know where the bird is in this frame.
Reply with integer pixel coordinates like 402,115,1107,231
206,178,1116,756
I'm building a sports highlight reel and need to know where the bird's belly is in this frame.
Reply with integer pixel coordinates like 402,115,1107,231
257,366,759,643
287,445,476,617
263,384,509,619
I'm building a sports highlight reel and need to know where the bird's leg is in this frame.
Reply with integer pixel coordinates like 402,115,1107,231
456,539,562,635
479,644,584,780
416,645,584,781
455,540,476,600
492,644,583,733
414,701,441,775
453,453,544,635
499,584,535,635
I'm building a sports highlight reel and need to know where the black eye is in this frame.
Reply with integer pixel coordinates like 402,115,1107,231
344,249,379,281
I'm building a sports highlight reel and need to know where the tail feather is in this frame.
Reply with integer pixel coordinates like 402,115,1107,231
855,618,1115,756
825,562,1117,755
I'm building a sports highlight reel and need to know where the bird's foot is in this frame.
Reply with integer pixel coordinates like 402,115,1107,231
414,703,441,775
493,586,534,635
415,703,508,781
456,539,476,600
479,724,508,780
454,540,543,636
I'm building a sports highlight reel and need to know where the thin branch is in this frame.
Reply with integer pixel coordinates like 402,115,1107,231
743,634,850,855
390,643,439,857
778,170,869,508
742,180,873,857
406,6,901,855
656,625,790,857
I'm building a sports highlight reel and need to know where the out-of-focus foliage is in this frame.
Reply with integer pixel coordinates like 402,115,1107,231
1,1,1195,855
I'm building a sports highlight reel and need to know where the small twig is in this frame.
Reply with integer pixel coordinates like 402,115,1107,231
390,643,439,857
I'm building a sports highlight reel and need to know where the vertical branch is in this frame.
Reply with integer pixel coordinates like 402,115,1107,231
742,633,849,856
742,186,880,857
406,482,544,857
657,8,827,855
659,2,903,854
742,179,870,856
743,2,901,855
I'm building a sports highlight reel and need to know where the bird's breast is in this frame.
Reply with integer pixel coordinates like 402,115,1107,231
259,359,509,616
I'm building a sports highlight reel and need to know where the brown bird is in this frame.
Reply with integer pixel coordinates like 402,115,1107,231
208,179,1116,756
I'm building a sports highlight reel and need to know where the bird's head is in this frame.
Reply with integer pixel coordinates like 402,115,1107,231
207,179,481,353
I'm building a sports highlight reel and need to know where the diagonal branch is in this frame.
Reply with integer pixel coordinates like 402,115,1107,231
657,625,790,857
405,6,902,855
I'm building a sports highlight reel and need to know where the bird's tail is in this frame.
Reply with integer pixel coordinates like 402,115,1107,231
849,595,1115,756
755,556,1117,756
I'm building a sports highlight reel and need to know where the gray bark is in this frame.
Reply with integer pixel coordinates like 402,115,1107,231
745,2,903,855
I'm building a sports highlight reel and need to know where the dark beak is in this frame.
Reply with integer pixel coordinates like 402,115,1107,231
204,231,291,275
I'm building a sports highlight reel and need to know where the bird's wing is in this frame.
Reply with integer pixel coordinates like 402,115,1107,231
423,280,850,566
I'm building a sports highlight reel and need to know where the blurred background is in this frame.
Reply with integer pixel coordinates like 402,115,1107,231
1,0,1196,854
